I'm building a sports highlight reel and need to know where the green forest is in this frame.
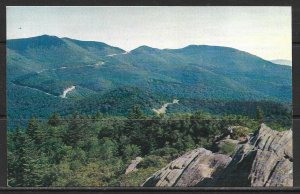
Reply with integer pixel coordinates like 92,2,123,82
8,105,291,187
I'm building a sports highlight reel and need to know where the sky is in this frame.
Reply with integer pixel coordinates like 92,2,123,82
7,6,292,61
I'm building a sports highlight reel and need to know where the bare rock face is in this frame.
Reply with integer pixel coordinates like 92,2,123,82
142,124,292,187
209,123,293,187
125,157,143,174
142,148,232,187
250,124,292,186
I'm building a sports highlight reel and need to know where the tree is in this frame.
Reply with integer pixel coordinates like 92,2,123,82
127,105,146,120
123,144,141,161
256,106,264,123
26,117,44,144
8,128,49,186
65,112,91,147
98,137,118,160
124,105,151,154
9,128,28,186
48,113,62,127
93,111,104,120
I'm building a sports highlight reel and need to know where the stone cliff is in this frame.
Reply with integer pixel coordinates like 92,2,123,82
142,124,292,187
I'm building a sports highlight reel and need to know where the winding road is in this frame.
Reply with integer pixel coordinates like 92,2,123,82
15,51,130,99
60,86,76,98
152,99,179,114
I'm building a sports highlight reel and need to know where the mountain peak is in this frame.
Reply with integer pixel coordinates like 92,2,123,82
22,34,62,43
36,34,58,38
131,45,160,53
181,44,236,51
7,34,65,52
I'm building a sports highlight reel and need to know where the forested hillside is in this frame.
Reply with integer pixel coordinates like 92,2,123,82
7,35,292,129
7,107,291,186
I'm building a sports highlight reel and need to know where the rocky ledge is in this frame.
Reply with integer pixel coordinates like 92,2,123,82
142,123,292,187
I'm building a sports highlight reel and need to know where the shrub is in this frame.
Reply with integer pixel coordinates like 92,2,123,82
150,147,179,160
218,140,237,156
230,126,251,140
137,155,167,169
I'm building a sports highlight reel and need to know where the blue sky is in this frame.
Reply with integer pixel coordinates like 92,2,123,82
7,6,291,61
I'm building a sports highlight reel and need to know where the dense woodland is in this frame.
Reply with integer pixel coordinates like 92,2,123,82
8,82,292,130
8,105,291,187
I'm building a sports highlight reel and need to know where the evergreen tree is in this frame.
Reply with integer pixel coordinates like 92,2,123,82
48,113,62,127
9,128,27,186
9,128,47,186
256,106,264,123
123,144,141,161
26,117,46,145
125,105,149,154
27,117,39,143
127,105,146,120
65,112,91,147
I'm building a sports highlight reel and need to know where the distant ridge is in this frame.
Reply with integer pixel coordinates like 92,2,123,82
7,35,292,102
270,59,292,66
7,35,290,64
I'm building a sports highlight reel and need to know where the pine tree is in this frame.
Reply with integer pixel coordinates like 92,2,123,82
65,113,82,147
125,105,149,153
127,105,146,120
256,106,264,123
9,128,45,186
9,128,27,186
65,112,91,147
27,117,45,145
48,113,62,126
27,117,39,140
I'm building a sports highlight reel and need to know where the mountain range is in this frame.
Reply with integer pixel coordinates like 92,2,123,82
7,35,292,128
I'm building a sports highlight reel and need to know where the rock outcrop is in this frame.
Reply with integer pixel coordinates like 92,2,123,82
142,124,293,187
125,157,143,174
142,148,232,187
209,123,293,187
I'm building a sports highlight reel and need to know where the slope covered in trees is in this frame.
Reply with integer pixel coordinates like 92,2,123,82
8,106,291,187
7,35,292,130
